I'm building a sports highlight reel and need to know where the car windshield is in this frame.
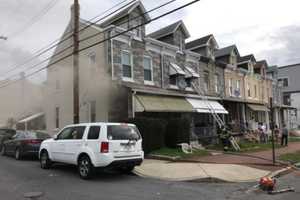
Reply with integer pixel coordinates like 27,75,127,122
20,131,51,139
107,125,141,140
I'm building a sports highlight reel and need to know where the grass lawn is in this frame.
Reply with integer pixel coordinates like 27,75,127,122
207,141,282,153
150,147,210,159
279,150,300,163
289,137,300,143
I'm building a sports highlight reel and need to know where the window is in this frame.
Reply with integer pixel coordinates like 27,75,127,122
236,80,241,97
278,78,288,87
214,74,219,93
55,107,59,128
204,71,209,92
121,51,132,78
254,85,257,98
247,83,251,97
236,80,240,91
229,78,233,96
107,125,141,140
283,94,291,105
57,126,86,140
169,75,177,85
143,56,152,81
179,36,183,51
186,78,192,88
90,101,96,123
87,126,101,140
230,54,237,65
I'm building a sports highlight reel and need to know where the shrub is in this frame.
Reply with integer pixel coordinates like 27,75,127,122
127,117,167,154
165,118,191,148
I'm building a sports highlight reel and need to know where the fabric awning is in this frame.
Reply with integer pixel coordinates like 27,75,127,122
135,94,193,112
18,112,44,123
186,98,228,114
185,66,200,78
169,63,186,75
247,104,269,112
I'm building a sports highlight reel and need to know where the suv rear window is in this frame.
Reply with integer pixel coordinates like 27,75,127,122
107,125,141,140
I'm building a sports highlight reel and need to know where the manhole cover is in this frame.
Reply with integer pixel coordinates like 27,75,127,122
24,192,43,199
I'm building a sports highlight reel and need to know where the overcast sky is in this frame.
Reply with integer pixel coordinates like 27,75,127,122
0,0,300,82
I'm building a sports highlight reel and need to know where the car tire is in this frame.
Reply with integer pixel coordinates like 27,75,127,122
119,165,135,174
40,151,52,169
1,146,6,156
78,155,94,180
15,148,22,160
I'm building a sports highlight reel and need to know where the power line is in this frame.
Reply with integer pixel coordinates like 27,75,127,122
8,0,60,38
0,0,176,83
0,0,133,80
0,0,200,90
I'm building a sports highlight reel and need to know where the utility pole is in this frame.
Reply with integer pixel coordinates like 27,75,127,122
270,97,276,165
73,0,80,124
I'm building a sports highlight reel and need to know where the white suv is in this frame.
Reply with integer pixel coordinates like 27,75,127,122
39,123,143,179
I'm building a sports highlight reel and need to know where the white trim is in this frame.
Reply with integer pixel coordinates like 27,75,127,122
144,80,155,86
122,77,135,82
121,50,134,79
144,37,179,51
143,55,153,82
112,37,130,45
169,85,179,90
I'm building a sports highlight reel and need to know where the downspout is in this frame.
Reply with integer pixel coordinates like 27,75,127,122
132,91,136,118
160,47,165,88
110,31,114,80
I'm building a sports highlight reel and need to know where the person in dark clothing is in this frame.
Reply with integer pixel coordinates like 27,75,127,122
274,125,280,144
218,126,231,151
281,124,289,146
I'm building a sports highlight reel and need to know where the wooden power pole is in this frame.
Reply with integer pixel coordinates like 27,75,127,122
73,0,80,124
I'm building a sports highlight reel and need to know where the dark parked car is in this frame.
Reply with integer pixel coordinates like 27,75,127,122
0,129,16,151
1,131,51,160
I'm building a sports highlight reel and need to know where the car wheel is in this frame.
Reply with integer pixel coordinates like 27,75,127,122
78,155,94,179
119,165,135,174
40,151,52,169
15,148,22,160
1,146,6,156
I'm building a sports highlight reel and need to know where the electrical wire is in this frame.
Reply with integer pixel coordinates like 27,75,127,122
0,0,132,79
0,0,177,84
7,0,60,38
0,0,201,89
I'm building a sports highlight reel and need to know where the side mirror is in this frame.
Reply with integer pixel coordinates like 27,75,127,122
53,135,58,140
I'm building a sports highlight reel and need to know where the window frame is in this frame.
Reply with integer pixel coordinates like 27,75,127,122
214,74,219,93
121,50,133,80
229,78,233,96
143,56,153,84
203,71,210,93
278,77,289,87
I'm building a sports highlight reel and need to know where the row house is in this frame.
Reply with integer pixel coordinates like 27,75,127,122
215,47,273,132
45,1,228,140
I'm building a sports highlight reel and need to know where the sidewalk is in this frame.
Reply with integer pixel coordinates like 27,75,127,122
134,159,271,182
187,142,300,171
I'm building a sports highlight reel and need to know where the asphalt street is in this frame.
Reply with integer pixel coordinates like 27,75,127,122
0,155,299,200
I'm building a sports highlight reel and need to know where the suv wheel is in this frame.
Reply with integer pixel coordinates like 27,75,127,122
1,146,6,156
15,148,22,160
40,151,52,169
78,155,94,179
119,165,135,174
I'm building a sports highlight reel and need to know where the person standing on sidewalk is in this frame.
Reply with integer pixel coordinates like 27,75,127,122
281,124,289,146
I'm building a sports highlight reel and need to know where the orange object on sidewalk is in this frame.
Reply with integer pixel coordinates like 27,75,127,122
259,177,276,191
